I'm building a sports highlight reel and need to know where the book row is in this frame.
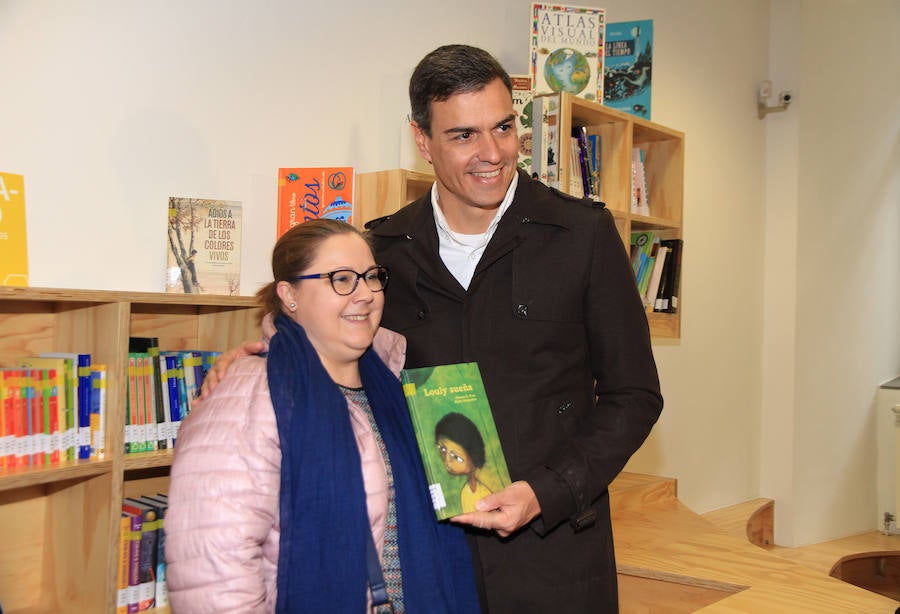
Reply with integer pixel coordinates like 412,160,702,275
125,337,219,454
119,493,168,613
631,232,683,314
0,354,104,468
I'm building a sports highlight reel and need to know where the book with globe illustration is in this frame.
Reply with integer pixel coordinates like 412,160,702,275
530,3,605,102
276,167,355,238
166,198,242,296
604,19,653,119
400,362,512,521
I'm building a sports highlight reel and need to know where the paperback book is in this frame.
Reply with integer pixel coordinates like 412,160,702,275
0,172,28,286
166,198,242,296
276,167,354,238
530,3,606,102
510,75,534,176
604,19,653,119
400,362,511,520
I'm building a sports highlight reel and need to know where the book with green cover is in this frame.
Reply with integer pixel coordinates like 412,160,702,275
400,362,511,520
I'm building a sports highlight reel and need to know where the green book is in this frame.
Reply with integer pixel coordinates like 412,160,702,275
400,362,511,521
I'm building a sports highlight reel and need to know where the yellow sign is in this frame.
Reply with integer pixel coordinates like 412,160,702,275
0,172,29,286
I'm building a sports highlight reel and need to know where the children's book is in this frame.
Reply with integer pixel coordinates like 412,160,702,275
0,172,29,286
122,498,159,611
510,75,534,176
531,94,561,189
530,3,605,102
400,362,511,520
276,167,354,238
604,19,653,119
166,198,242,296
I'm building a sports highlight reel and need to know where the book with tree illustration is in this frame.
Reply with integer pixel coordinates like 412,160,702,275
400,362,511,520
166,198,242,296
530,3,605,102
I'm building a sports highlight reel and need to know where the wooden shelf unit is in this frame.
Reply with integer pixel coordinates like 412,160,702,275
0,287,260,613
356,94,685,340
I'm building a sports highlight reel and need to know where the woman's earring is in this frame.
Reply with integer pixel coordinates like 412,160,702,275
289,302,296,311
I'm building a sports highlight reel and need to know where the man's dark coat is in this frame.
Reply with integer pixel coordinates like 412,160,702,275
368,171,663,613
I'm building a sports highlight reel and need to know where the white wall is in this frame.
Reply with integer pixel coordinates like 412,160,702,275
788,0,900,545
3,0,897,546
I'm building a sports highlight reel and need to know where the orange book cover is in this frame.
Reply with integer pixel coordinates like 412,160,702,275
276,167,354,238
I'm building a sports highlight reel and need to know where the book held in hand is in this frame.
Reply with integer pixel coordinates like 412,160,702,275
400,362,511,520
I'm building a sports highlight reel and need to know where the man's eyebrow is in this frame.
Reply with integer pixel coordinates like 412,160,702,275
443,114,516,136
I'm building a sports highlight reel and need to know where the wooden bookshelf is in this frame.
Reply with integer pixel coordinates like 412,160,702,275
356,94,684,340
0,287,260,613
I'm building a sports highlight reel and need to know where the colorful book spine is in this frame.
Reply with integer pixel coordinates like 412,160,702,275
165,355,183,444
117,513,132,614
76,354,92,459
91,365,107,458
122,499,159,611
124,511,143,614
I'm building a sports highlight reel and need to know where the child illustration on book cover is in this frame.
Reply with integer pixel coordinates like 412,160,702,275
401,362,511,519
435,412,495,513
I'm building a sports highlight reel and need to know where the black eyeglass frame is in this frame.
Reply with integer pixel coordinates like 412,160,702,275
291,265,390,296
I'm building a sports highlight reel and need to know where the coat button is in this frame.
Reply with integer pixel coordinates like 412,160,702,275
416,310,426,320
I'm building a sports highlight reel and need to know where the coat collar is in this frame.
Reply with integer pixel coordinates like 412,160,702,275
367,169,598,238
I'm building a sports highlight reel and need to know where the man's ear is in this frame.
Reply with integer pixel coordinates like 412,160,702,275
410,121,432,163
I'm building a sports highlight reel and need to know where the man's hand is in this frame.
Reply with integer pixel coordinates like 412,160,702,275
451,481,541,538
199,340,266,399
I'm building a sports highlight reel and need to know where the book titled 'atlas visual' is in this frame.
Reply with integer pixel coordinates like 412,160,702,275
400,362,511,520
276,167,354,238
166,198,242,296
530,3,606,102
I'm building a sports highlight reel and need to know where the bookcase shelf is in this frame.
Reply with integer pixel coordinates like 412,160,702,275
0,287,260,613
356,93,685,340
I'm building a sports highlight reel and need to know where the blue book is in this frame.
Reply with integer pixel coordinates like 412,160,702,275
604,20,653,119
76,354,92,459
164,355,182,444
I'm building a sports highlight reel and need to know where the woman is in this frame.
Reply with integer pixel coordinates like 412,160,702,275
165,219,478,613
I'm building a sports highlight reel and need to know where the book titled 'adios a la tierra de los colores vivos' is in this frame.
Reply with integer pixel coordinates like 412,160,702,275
401,362,511,521
166,197,242,296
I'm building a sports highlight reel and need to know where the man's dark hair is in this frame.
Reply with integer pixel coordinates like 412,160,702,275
409,44,512,137
435,412,487,468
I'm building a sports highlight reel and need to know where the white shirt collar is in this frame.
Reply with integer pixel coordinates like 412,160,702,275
430,172,519,289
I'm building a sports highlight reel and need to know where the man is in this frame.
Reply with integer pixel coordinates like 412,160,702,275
208,45,662,612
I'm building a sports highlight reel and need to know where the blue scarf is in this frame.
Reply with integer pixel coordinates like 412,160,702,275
268,314,478,613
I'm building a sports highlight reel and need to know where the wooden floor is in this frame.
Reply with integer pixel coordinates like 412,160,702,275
609,473,900,613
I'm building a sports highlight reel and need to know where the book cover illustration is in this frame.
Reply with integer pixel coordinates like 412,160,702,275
531,94,560,188
510,75,534,176
604,19,653,119
0,172,28,286
400,362,511,520
530,3,605,102
166,198,242,296
276,167,354,238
